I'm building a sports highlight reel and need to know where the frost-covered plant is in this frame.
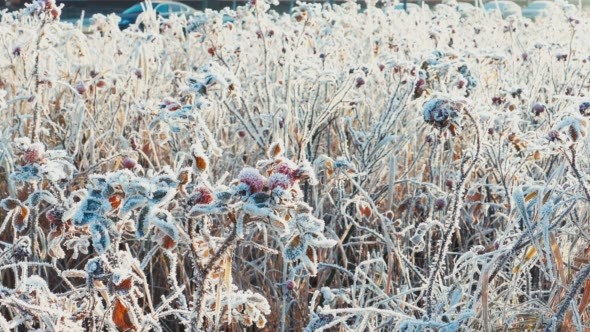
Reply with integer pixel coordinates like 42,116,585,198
4,0,590,330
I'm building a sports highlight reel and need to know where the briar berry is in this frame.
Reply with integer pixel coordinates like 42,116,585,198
123,157,137,170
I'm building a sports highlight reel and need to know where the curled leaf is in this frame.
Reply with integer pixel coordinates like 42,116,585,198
178,168,192,186
284,235,306,261
1,198,21,210
90,223,110,255
136,207,150,239
120,195,148,216
13,206,29,232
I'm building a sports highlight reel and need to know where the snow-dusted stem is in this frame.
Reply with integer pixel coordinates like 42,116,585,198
31,19,47,143
565,146,590,202
546,262,590,332
190,215,238,331
544,146,590,331
424,109,481,318
279,254,288,332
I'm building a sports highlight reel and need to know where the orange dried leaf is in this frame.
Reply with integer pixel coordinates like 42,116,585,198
325,160,333,170
114,277,133,291
112,297,138,331
524,246,537,261
109,195,122,210
20,206,29,219
194,155,208,171
269,142,282,157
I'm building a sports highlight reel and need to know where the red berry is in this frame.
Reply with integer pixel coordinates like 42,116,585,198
46,209,63,223
75,81,86,95
434,198,447,210
355,77,365,88
532,103,546,116
238,168,266,193
23,144,44,164
286,280,295,290
492,96,503,106
456,79,465,89
123,157,136,170
268,173,291,190
414,78,426,97
547,130,560,142
188,187,214,205
275,162,296,178
445,179,454,190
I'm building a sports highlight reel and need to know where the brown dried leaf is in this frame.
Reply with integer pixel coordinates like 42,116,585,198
178,169,191,186
1,198,20,210
550,234,566,282
161,235,177,250
13,206,29,232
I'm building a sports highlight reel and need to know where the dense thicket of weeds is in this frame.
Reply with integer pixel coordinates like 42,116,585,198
1,0,590,331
